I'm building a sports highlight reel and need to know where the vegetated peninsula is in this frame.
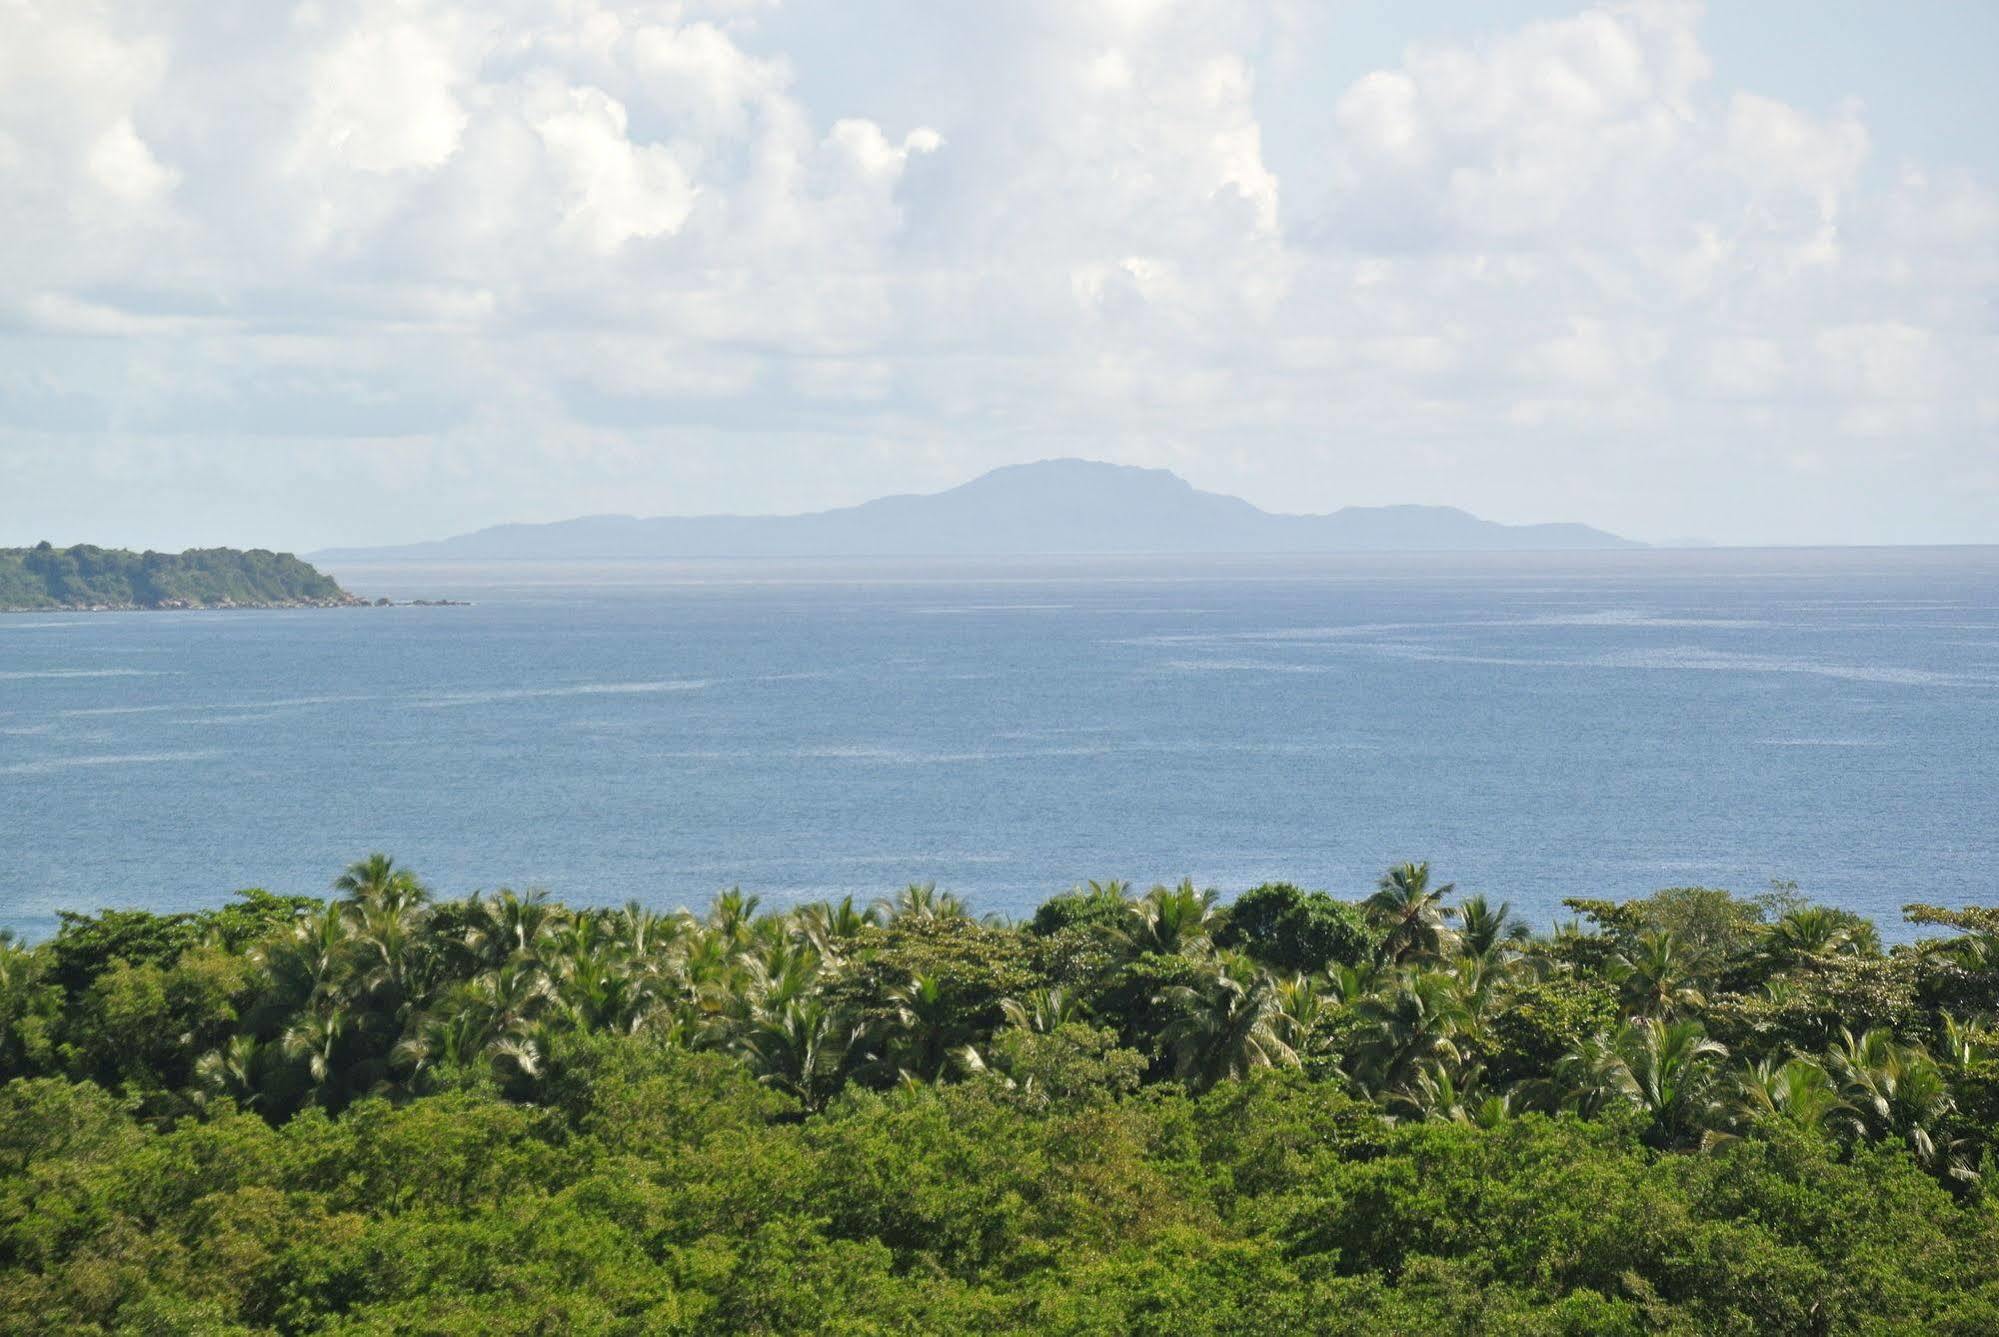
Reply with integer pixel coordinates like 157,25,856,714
312,458,1643,561
4,859,1998,1330
0,542,362,611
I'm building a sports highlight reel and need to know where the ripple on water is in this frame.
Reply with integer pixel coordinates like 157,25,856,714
0,750,224,777
405,680,713,707
0,668,166,681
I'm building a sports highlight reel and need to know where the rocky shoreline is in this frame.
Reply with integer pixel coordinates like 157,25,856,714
1,596,470,613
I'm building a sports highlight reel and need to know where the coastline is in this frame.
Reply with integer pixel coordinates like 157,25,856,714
0,596,468,613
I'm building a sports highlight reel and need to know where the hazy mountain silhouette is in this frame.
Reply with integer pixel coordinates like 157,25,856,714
314,459,1640,560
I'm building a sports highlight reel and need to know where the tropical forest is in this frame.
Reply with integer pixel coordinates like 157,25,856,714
4,860,1999,1333
0,544,354,611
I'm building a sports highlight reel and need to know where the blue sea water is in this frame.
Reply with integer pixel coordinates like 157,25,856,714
2,548,1995,942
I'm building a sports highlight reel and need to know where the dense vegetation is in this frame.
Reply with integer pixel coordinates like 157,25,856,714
5,862,1999,1333
0,543,354,610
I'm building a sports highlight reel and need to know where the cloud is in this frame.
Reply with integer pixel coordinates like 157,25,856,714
0,0,177,289
527,83,697,251
1291,2,1991,517
0,0,1992,548
85,117,180,203
293,6,471,174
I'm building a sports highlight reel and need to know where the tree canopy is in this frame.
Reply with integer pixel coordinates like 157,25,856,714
3,862,1998,1332
0,543,353,610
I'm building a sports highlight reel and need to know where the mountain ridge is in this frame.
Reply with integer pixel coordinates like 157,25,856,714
314,459,1641,561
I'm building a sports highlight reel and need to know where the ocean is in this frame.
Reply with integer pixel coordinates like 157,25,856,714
2,548,1995,942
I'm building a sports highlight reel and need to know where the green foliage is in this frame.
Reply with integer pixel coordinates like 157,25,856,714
0,542,353,610
1084,950,1213,1057
1705,953,1921,1055
981,1023,1148,1107
71,945,259,1092
1367,861,1459,963
1280,1114,1999,1333
1028,880,1134,936
549,1030,797,1147
0,937,61,1080
47,892,312,999
1478,974,1622,1087
5,861,1999,1332
1216,882,1376,972
49,907,207,998
1157,951,1300,1090
823,915,1036,1080
1565,885,1768,981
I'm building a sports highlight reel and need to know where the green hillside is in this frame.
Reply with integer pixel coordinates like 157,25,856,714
0,542,355,610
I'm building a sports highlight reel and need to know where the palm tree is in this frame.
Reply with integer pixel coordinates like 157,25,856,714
488,1025,560,1083
391,957,563,1091
1622,1020,1728,1135
1558,1017,1728,1145
281,1005,356,1108
1442,955,1509,1055
738,998,872,1111
447,959,557,1052
1609,930,1706,1019
608,900,684,960
247,900,401,1111
252,903,359,1023
1826,1028,1975,1183
1762,906,1879,966
546,911,616,969
638,998,707,1050
1155,953,1298,1091
0,933,56,1077
794,896,881,956
1270,972,1333,1054
999,986,1084,1035
348,897,433,1027
551,951,656,1035
1707,1056,1855,1145
874,883,970,925
1455,894,1531,963
1366,863,1459,964
1326,959,1388,1003
1344,968,1469,1096
1918,916,1999,974
1388,1057,1513,1128
390,1005,495,1093
194,1034,271,1110
333,853,430,914
1553,1028,1631,1118
464,888,561,969
1123,879,1221,956
735,940,826,1019
1827,1028,1902,1122
677,928,739,1001
702,888,764,947
883,973,971,1081
1937,1014,1998,1070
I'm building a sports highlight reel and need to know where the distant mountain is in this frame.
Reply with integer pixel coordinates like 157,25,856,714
1,543,359,611
313,460,1641,561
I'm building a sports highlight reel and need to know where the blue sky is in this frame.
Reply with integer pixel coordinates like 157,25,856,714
1,1,1993,548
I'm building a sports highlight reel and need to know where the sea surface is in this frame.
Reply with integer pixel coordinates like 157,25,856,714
3,549,1996,942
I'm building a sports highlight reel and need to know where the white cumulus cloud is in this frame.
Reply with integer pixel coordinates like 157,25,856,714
0,0,1991,549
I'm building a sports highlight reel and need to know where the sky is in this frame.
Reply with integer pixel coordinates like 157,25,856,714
1,0,1994,551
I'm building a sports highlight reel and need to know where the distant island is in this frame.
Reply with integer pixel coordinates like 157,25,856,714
312,459,1642,562
0,543,361,611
